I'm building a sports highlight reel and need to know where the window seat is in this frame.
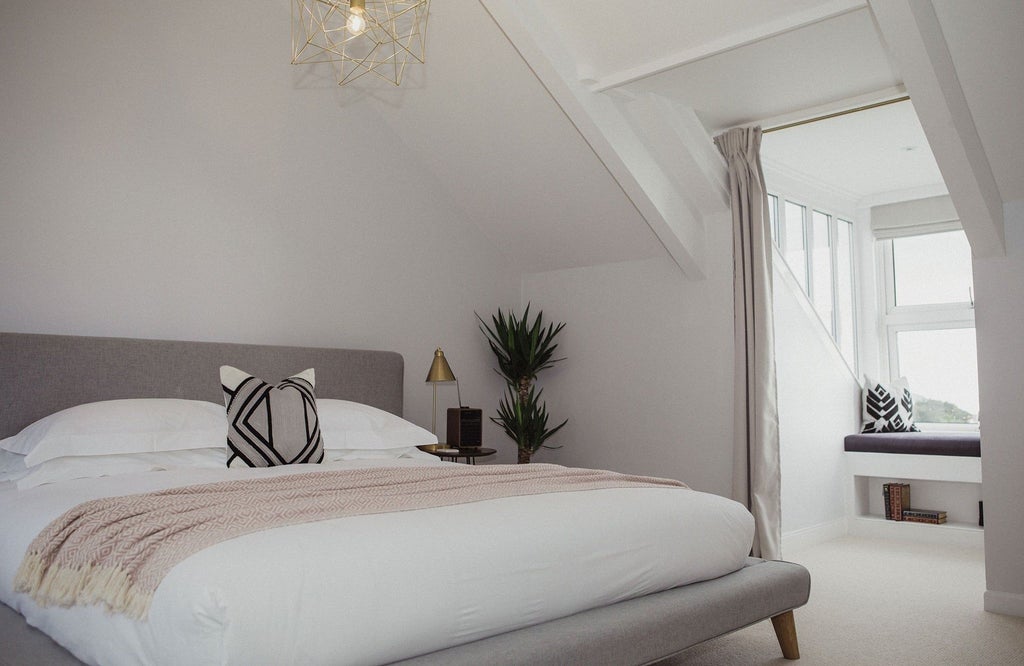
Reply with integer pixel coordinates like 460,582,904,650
844,431,983,545
844,431,980,457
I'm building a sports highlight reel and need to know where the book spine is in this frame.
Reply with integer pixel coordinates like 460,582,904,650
902,509,947,519
883,483,891,520
903,483,911,517
902,515,947,524
892,483,905,521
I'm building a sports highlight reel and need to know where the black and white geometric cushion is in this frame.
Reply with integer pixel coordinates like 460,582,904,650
861,376,921,433
220,366,324,468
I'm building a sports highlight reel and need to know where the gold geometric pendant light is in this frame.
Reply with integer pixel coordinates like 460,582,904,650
291,0,430,86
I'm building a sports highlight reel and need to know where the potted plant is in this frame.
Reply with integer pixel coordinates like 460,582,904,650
477,304,568,463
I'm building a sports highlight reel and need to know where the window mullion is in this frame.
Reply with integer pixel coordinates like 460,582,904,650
827,214,835,338
803,205,812,299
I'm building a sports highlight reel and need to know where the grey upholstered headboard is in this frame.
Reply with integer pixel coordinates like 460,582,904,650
0,333,404,439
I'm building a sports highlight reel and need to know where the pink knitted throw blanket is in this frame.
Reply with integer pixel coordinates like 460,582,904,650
15,463,686,619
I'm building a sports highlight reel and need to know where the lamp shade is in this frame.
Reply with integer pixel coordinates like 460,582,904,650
291,0,430,87
425,348,456,383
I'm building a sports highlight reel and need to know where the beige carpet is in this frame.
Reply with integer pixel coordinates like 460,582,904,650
661,536,1024,665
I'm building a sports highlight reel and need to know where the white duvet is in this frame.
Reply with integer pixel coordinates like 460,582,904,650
0,459,754,666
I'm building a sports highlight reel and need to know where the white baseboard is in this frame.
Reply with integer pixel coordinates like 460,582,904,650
782,517,847,553
984,590,1024,617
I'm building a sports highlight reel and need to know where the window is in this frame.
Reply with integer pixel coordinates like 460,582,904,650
783,201,808,292
810,211,834,333
881,229,977,426
835,220,856,366
893,328,978,424
770,193,857,372
891,231,974,307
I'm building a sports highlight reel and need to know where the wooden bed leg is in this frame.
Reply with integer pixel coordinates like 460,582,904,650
770,610,800,660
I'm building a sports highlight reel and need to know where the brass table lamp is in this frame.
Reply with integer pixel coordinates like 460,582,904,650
425,348,456,436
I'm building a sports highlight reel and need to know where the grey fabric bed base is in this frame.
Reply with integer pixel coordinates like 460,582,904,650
0,558,809,666
396,558,810,666
0,332,811,665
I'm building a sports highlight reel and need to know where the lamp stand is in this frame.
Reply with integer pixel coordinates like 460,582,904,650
431,383,439,437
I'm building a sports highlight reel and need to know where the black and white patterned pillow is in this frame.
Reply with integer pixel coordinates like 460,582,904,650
220,366,324,468
861,376,921,433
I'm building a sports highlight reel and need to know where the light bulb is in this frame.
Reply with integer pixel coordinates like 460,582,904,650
346,8,366,35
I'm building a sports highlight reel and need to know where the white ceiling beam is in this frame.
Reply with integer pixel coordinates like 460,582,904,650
589,0,867,93
479,0,716,279
625,95,729,216
869,0,1004,257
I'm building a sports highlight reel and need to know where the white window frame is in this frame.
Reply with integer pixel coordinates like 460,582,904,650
876,228,977,430
833,217,858,371
779,199,810,292
771,192,859,375
810,208,836,338
880,235,974,311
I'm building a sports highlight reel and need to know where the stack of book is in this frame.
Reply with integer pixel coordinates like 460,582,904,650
882,482,911,521
901,508,948,524
882,482,948,524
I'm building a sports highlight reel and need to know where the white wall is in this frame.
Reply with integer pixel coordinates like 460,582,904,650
774,259,860,546
0,1,520,439
974,199,1024,616
517,217,735,496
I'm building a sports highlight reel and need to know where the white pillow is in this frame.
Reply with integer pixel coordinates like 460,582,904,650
317,399,437,450
861,375,921,433
322,446,435,462
0,399,228,467
15,448,226,490
0,450,28,482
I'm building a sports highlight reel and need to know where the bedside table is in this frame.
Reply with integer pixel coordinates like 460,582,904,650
418,445,496,465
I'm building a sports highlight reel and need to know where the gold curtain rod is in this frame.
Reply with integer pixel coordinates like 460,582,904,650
762,95,911,134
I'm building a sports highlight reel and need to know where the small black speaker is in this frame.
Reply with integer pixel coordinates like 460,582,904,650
447,407,482,448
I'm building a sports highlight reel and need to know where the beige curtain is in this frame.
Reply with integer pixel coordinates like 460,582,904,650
714,126,781,560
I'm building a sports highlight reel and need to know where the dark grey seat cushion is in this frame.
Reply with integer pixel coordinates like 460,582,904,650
844,431,980,457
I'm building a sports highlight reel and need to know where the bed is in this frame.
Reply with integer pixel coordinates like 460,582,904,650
0,332,810,665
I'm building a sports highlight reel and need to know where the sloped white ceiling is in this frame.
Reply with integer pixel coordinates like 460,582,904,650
350,0,1021,273
761,100,945,202
538,0,845,81
505,0,921,202
367,0,666,273
624,8,899,132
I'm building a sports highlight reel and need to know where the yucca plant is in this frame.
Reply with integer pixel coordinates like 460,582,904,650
477,304,566,404
493,385,568,464
477,304,567,463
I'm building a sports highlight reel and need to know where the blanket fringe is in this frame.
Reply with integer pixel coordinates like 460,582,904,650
15,552,153,620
